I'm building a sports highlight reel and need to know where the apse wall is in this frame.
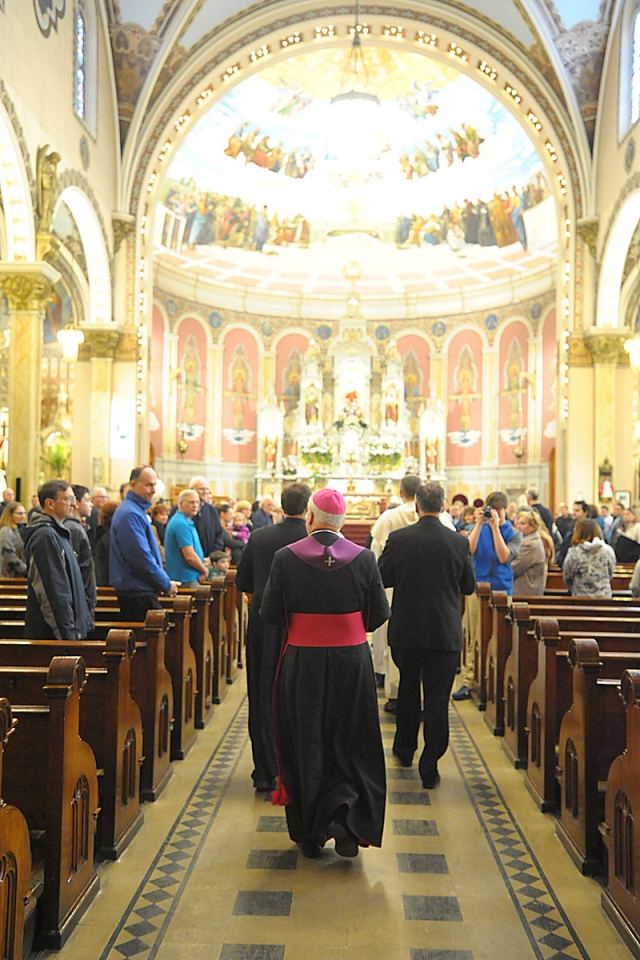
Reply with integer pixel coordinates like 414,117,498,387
151,279,557,503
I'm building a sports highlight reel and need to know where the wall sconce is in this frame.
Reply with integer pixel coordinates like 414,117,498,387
57,322,84,363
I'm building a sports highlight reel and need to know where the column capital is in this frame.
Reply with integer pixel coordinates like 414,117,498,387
0,262,60,311
77,327,138,362
586,330,628,365
577,217,599,259
112,213,136,254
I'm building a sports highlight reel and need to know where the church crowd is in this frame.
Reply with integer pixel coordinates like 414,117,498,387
1,469,638,861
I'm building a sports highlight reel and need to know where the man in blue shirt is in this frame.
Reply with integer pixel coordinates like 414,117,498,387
110,465,179,621
452,491,522,701
164,489,209,586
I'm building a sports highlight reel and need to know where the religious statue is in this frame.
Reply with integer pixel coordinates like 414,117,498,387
385,385,399,425
305,384,320,425
36,144,61,234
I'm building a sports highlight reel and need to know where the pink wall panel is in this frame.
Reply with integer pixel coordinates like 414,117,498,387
498,321,529,465
397,334,430,416
447,330,483,468
540,308,557,464
176,316,208,461
150,305,165,456
222,329,258,465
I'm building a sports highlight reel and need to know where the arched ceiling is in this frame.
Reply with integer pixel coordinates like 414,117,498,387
153,43,557,310
106,0,613,147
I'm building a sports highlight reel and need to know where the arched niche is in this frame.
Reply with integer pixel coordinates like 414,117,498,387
0,98,35,261
55,186,111,325
597,189,640,328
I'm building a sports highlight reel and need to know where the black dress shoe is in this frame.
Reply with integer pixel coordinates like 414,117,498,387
392,748,413,768
374,672,385,689
421,771,441,790
254,778,277,792
299,841,321,859
327,815,359,858
383,699,397,714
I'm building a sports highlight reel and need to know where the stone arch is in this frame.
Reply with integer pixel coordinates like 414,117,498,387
597,188,640,328
55,185,112,325
0,88,35,262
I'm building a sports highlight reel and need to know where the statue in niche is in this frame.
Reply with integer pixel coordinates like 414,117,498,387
385,385,399,425
305,384,320,425
264,438,277,470
36,145,62,234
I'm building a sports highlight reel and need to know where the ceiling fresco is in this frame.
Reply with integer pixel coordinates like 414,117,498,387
155,45,556,296
107,1,613,148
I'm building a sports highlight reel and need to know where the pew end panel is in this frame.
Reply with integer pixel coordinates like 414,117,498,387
484,591,510,737
602,670,640,958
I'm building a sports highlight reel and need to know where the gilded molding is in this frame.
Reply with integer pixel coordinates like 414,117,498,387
587,331,627,365
567,331,592,366
115,331,138,361
78,328,121,361
577,218,599,259
112,213,135,253
0,272,55,311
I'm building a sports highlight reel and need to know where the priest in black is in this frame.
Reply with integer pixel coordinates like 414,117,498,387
260,488,389,859
378,482,476,789
235,482,311,792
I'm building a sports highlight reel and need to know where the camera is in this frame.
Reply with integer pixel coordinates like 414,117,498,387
483,506,493,519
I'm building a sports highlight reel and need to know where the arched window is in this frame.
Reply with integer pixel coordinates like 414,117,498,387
73,0,97,135
632,10,640,124
74,6,86,121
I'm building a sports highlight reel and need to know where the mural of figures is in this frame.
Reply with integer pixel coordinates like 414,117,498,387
498,324,529,461
398,335,430,420
176,318,207,460
178,334,205,434
541,308,558,462
448,333,483,465
276,334,309,413
222,333,258,462
304,383,320,425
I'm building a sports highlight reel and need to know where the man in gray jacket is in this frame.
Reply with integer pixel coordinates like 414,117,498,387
23,479,93,640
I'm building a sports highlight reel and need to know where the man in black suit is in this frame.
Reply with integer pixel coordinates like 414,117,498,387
235,482,311,791
378,482,476,789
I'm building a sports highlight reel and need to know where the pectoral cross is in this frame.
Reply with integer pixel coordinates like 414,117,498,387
325,556,335,567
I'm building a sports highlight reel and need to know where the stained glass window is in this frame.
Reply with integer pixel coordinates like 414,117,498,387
632,11,640,124
74,7,86,120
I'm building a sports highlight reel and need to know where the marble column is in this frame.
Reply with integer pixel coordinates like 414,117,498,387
79,328,121,488
0,263,59,500
586,331,626,498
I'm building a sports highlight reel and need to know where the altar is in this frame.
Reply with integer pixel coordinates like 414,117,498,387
254,317,447,513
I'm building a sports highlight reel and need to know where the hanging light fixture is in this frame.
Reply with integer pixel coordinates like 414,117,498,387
57,321,84,363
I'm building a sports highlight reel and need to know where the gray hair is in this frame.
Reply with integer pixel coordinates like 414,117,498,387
189,475,207,487
416,483,445,514
310,495,345,529
178,488,199,504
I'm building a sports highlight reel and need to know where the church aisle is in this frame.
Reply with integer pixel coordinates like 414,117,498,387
38,677,632,960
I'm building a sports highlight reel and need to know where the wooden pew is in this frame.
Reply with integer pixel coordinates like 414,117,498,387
484,591,511,736
557,639,640,875
545,569,633,594
209,579,227,704
88,611,173,801
526,617,640,812
224,569,239,684
176,585,214,728
471,582,492,709
601,669,640,956
0,631,144,861
0,699,34,960
502,598,640,768
3,657,100,950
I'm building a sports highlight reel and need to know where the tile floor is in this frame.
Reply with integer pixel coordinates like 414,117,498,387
35,676,634,960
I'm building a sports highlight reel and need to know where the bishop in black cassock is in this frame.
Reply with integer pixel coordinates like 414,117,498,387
260,488,389,859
